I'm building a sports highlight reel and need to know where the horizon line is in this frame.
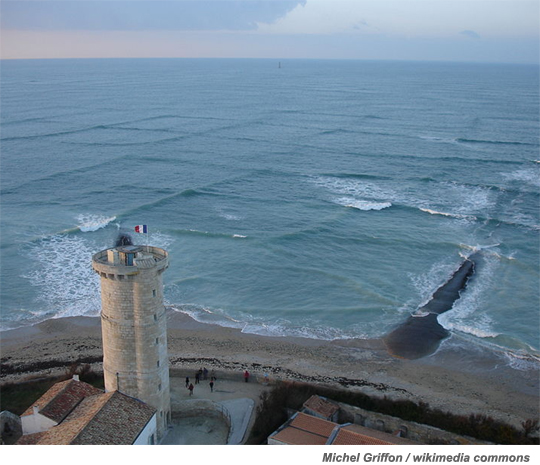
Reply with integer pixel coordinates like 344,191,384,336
1,56,538,66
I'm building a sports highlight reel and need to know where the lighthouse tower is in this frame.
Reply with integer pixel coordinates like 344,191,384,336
92,243,170,440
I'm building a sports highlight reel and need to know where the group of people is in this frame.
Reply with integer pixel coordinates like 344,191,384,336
184,368,255,396
186,367,216,396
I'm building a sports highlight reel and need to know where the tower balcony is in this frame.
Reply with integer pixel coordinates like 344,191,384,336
92,245,169,279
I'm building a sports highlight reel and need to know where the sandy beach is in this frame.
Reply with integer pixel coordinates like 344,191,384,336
1,309,538,430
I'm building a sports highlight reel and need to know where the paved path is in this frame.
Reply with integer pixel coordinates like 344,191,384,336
168,373,270,444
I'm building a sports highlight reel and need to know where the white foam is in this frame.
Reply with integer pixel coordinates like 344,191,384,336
313,175,495,220
170,304,244,330
170,304,368,341
439,316,500,339
76,214,117,232
438,255,499,339
502,167,540,188
408,258,460,309
23,234,102,320
312,176,393,212
215,206,244,221
313,176,390,200
232,234,247,238
503,350,540,371
441,182,497,216
147,231,175,249
420,208,477,221
335,197,392,211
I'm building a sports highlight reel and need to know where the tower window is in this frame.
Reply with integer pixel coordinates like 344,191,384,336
152,289,156,297
155,338,159,345
153,314,157,321
157,360,160,367
158,383,162,391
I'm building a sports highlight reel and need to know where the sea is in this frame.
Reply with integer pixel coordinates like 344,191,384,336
1,59,539,370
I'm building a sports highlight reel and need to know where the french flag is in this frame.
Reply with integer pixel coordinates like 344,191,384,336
134,225,148,234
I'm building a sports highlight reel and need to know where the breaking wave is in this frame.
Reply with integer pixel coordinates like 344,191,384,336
76,214,117,232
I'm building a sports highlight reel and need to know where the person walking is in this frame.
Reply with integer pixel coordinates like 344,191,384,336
195,371,200,384
185,376,190,388
188,383,194,396
209,380,214,392
244,370,250,383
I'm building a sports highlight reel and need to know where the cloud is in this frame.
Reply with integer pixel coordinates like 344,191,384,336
460,29,481,39
0,0,306,32
352,20,370,30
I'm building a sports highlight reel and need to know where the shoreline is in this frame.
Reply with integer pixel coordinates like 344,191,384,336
1,310,538,430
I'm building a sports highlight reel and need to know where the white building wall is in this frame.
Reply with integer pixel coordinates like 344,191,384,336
133,414,158,445
21,412,57,435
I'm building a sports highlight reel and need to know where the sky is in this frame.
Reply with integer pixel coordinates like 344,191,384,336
0,0,538,63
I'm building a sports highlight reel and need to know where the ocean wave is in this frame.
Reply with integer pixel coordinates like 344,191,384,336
318,172,391,181
169,304,368,341
314,175,498,220
419,208,477,221
438,254,499,336
117,187,208,217
0,124,117,142
419,135,538,148
76,214,117,232
319,128,354,136
502,167,540,189
503,350,540,371
21,234,102,322
169,303,244,330
169,228,248,240
456,137,537,147
408,258,466,311
438,317,501,339
312,175,392,203
335,197,392,211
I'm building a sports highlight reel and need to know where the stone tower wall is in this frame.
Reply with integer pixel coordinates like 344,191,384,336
92,246,170,440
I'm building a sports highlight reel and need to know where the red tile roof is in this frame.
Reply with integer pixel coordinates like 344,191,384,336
303,395,340,419
270,412,337,445
21,379,102,423
290,412,337,437
332,428,391,445
270,412,421,446
338,424,419,445
272,426,328,445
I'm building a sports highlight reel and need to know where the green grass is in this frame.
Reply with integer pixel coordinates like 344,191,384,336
0,364,104,416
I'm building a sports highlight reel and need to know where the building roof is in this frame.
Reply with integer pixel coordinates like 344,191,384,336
270,412,421,446
17,381,156,445
303,395,340,419
270,412,337,445
21,378,102,423
337,424,419,445
331,427,393,445
71,391,155,445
